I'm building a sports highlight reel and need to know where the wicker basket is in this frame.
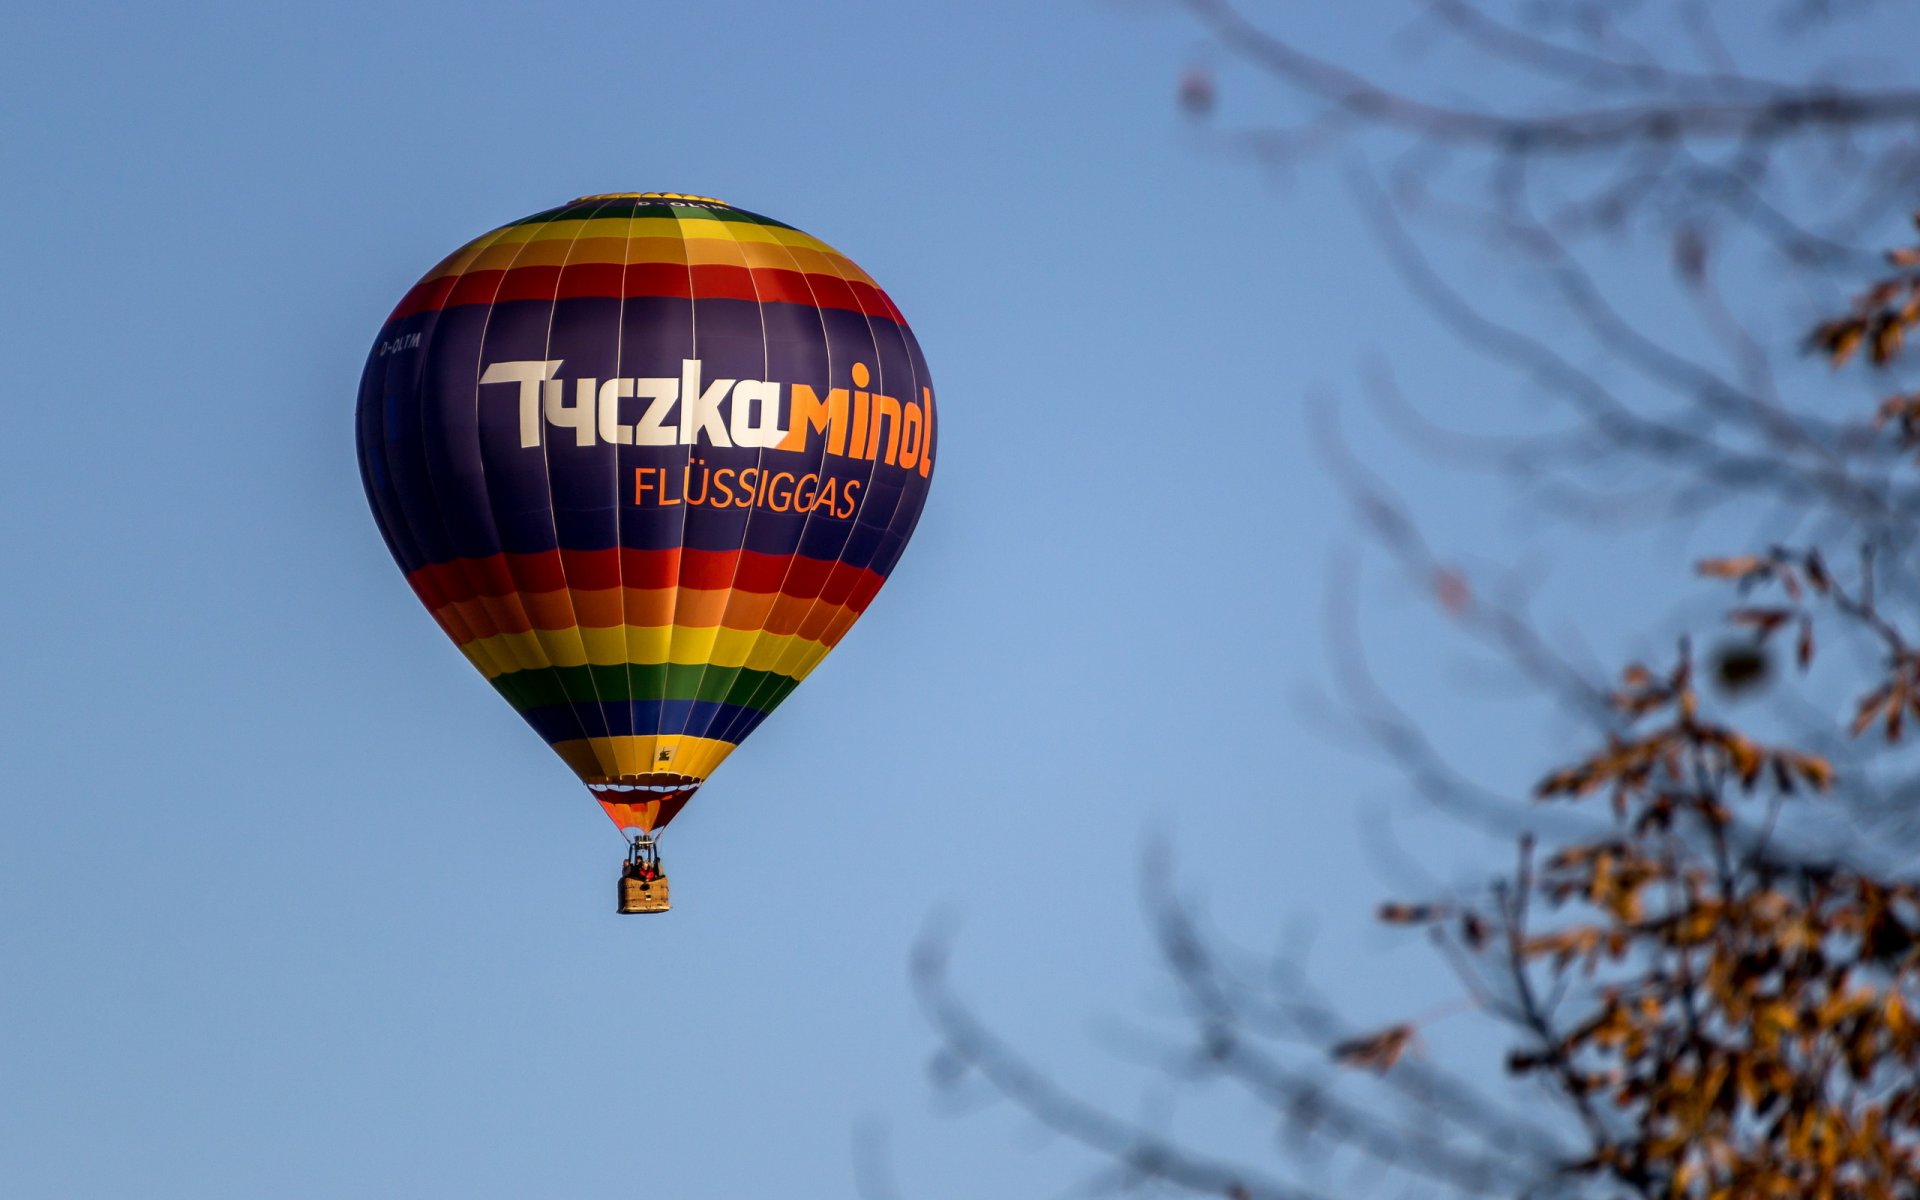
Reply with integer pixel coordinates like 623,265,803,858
618,874,671,914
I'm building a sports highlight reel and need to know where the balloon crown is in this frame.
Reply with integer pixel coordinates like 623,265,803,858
569,191,728,205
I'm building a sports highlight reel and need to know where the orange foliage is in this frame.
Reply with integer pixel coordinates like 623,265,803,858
1336,224,1920,1196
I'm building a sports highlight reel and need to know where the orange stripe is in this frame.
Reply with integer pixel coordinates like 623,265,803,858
423,234,870,285
430,586,866,642
408,548,886,611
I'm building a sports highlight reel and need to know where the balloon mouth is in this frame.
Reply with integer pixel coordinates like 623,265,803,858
570,191,728,206
589,772,703,796
590,774,704,835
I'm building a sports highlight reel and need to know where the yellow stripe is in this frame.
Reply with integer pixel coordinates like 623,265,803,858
420,218,544,304
758,623,844,687
439,212,878,274
458,623,834,680
457,234,760,272
489,215,840,255
422,238,496,280
554,734,738,781
460,235,661,271
440,231,873,288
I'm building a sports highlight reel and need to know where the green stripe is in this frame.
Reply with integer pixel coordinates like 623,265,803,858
511,201,795,229
491,663,802,712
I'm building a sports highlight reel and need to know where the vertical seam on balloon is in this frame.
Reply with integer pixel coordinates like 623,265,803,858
779,260,918,685
692,220,842,751
607,199,640,783
536,196,627,778
457,212,587,737
670,208,776,760
758,246,896,688
443,215,565,686
401,221,531,687
848,291,931,648
363,298,441,635
647,206,694,781
708,231,893,752
389,305,502,675
462,203,604,766
432,226,541,686
857,286,933,634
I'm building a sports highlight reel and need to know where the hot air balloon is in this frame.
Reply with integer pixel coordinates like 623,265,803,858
356,193,936,912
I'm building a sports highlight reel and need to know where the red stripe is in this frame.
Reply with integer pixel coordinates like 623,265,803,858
407,548,887,610
387,274,458,323
389,263,904,323
752,270,818,306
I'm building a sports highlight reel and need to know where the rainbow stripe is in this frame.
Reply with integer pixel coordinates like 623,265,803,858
388,199,906,324
356,194,935,833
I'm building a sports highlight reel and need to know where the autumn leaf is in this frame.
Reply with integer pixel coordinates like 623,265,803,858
1729,608,1794,639
1853,687,1898,740
1378,902,1446,925
1873,317,1907,365
1698,556,1770,581
1812,318,1866,366
1331,1025,1415,1073
1777,752,1834,792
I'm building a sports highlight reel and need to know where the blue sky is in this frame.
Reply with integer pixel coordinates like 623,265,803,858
3,2,1904,1196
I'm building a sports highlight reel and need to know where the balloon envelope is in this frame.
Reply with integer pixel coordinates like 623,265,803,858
356,193,936,833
